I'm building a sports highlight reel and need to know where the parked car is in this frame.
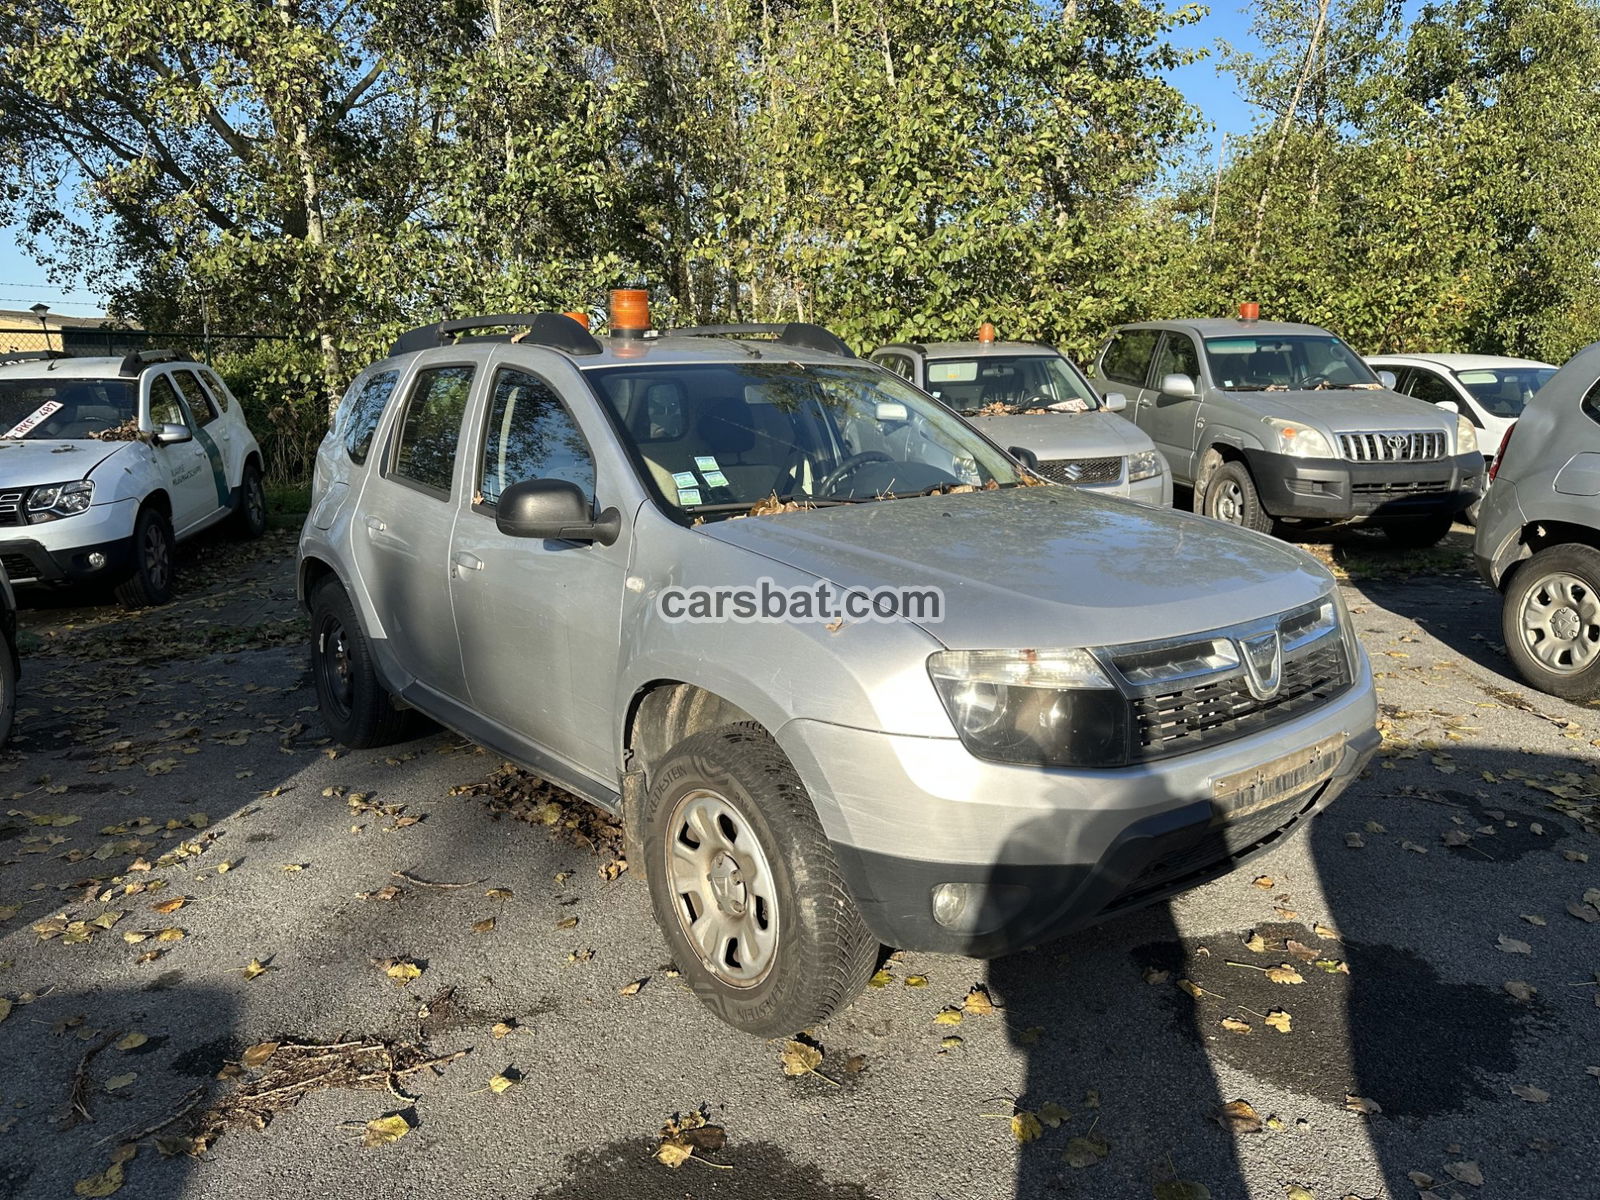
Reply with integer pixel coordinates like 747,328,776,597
869,330,1172,506
300,296,1379,1035
1089,309,1483,546
0,561,17,747
0,349,266,607
1475,342,1600,699
1365,353,1556,522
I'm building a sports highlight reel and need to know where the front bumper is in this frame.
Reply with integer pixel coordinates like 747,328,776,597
0,501,139,586
778,654,1379,956
1243,449,1482,520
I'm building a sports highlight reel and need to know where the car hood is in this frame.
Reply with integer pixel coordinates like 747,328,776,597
964,410,1152,460
1224,389,1456,433
702,486,1332,649
0,439,125,487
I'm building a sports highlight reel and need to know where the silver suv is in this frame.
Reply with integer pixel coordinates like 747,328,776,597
299,300,1379,1034
869,335,1171,506
1091,312,1483,546
1475,342,1600,699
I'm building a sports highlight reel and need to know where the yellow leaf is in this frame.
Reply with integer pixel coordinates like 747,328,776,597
485,887,513,901
1251,876,1274,889
1243,931,1266,953
867,969,893,988
1286,1187,1316,1200
655,1139,693,1168
1343,1094,1382,1115
115,1032,148,1051
361,1114,411,1147
385,961,422,986
151,897,186,915
962,987,995,1015
1265,1009,1292,1033
618,978,646,996
73,1163,125,1197
939,1035,963,1050
104,1073,136,1092
1221,1016,1252,1034
241,1042,278,1068
472,918,495,934
780,1040,823,1077
0,998,10,1023
1010,1111,1043,1144
1037,1101,1069,1128
554,916,577,930
932,1008,963,1025
1265,964,1305,984
492,1021,516,1038
215,861,232,873
1311,923,1338,939
487,1072,519,1094
242,958,268,980
154,928,185,943
904,974,929,987
1177,978,1205,1000
280,864,304,873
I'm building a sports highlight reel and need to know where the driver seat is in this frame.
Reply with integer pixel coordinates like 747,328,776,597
695,395,794,497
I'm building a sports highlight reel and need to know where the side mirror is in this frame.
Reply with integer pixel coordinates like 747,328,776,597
1434,399,1459,413
1008,446,1040,471
1159,373,1197,399
1376,370,1397,390
1103,391,1128,412
152,423,192,446
495,478,621,546
874,401,909,423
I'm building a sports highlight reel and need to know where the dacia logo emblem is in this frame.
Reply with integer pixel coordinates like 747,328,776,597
1238,630,1283,701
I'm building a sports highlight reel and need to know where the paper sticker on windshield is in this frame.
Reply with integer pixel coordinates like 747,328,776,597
1054,398,1089,413
671,471,698,489
702,470,730,488
694,456,720,472
928,361,978,383
677,487,703,506
3,400,62,439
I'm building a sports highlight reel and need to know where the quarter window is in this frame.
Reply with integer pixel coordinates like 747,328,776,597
198,368,232,412
148,375,187,428
479,369,594,506
1582,378,1600,426
1101,330,1159,388
391,366,473,495
340,369,400,465
173,370,219,426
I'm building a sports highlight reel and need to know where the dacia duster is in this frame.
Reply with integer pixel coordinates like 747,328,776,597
299,294,1379,1034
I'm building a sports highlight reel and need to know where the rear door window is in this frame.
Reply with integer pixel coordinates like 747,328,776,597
1101,330,1159,388
173,370,219,427
339,369,401,465
388,366,474,496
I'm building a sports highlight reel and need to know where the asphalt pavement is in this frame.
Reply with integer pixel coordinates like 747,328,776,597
0,525,1595,1200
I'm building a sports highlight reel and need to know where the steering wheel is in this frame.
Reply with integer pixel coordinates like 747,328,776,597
1300,373,1336,389
817,451,893,496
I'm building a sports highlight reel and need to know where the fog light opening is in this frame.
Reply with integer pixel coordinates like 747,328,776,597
86,551,106,569
931,882,972,929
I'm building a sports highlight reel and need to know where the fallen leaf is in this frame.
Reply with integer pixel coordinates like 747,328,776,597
1343,1094,1382,1115
1566,901,1600,924
1153,1181,1211,1200
1311,923,1339,939
1522,914,1548,926
1364,820,1387,834
780,1040,823,1078
485,887,513,901
0,998,10,1023
1251,876,1274,889
154,928,185,942
1408,1172,1435,1188
472,917,495,934
933,1007,963,1025
1313,958,1349,974
242,958,269,980
151,897,186,915
383,959,422,986
1286,1187,1316,1200
1243,931,1267,952
1284,940,1318,962
1214,1099,1263,1133
1345,832,1365,848
1444,1160,1483,1186
1511,1083,1549,1103
1142,966,1170,985
867,969,893,988
963,987,995,1016
491,1021,516,1038
939,1036,963,1050
1401,841,1428,854
1221,1016,1252,1033
1563,850,1589,863
1037,1100,1068,1128
618,978,647,996
241,1042,278,1068
554,916,578,930
904,974,928,987
1442,830,1472,847
655,1140,693,1168
1009,1110,1044,1144
844,1053,867,1075
1504,980,1536,1001
1265,1009,1293,1033
73,1163,125,1197
104,1073,136,1091
1265,964,1305,984
487,1072,520,1094
1496,935,1532,955
1062,1131,1109,1165
1178,978,1205,1000
361,1113,411,1147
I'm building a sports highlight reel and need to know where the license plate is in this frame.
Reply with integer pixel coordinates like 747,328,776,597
1212,734,1346,819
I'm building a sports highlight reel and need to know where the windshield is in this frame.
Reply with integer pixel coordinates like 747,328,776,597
0,377,137,439
1454,367,1555,418
922,354,1100,416
1203,335,1380,392
584,361,1025,516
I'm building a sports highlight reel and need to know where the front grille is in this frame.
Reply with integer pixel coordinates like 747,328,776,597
1128,642,1351,758
1350,479,1450,496
1338,431,1446,462
1,553,37,581
0,490,25,527
1037,456,1123,486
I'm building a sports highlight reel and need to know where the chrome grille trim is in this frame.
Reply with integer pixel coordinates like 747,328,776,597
0,489,24,527
1337,430,1446,462
1036,456,1123,486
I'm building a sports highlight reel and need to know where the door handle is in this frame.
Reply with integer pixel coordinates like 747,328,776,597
364,516,386,533
452,551,484,574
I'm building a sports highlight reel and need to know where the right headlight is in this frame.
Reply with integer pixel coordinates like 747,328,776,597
25,479,94,521
1127,449,1164,481
1456,414,1478,455
928,648,1130,768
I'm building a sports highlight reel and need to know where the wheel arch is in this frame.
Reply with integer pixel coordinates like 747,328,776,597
1499,520,1600,590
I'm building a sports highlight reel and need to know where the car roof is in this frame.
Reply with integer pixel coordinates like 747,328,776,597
0,357,135,381
876,341,1061,359
1115,318,1336,338
1363,352,1556,371
380,334,862,373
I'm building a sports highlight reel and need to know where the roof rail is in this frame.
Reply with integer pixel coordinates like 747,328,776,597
0,349,71,367
118,349,192,377
663,323,855,359
389,313,602,358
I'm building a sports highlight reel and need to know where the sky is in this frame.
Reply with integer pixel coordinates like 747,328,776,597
0,2,1261,320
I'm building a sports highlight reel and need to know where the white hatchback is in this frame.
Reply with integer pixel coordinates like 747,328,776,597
1364,353,1557,469
0,349,266,607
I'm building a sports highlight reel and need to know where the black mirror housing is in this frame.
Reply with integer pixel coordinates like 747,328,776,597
1008,445,1040,471
495,478,621,546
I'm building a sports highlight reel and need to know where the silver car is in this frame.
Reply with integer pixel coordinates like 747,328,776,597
1091,314,1483,546
300,302,1379,1034
1475,343,1600,699
869,337,1172,506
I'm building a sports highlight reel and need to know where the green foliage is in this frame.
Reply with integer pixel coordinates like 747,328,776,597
210,340,326,488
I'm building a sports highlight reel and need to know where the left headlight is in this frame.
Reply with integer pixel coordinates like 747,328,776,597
1263,417,1334,458
928,648,1130,768
1456,414,1478,455
1127,449,1164,481
26,479,94,522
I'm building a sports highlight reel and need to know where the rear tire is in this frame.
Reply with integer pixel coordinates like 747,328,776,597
310,578,419,748
643,723,879,1036
1502,544,1600,701
1201,460,1272,534
234,460,267,539
1381,515,1454,549
114,507,175,609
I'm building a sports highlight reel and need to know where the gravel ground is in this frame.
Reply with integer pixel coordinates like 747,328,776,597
0,524,1595,1200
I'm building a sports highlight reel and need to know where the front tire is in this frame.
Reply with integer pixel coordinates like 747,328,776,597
310,578,419,747
1503,544,1600,701
0,643,16,748
114,507,175,609
643,723,878,1036
1202,461,1273,534
234,460,267,539
1381,514,1454,549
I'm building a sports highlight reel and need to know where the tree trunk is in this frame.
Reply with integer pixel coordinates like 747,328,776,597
1246,0,1332,268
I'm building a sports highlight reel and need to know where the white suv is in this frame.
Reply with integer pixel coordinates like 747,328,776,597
0,350,266,607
